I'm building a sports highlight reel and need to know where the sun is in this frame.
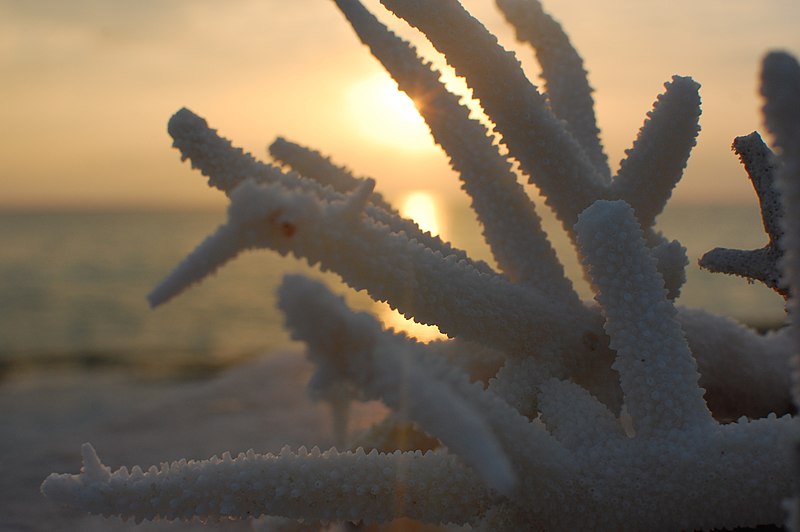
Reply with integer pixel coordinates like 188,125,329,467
346,74,437,152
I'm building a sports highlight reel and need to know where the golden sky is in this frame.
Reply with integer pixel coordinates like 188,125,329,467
1,0,798,209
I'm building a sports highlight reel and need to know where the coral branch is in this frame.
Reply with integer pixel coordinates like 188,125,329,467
649,234,689,300
761,49,800,530
381,0,605,228
699,132,785,296
278,274,577,495
170,108,492,276
736,132,784,239
575,200,712,435
41,2,800,529
611,76,702,230
495,0,609,180
764,52,800,304
700,246,783,294
167,107,285,193
537,378,625,450
152,178,591,363
42,443,489,525
678,307,793,419
335,0,577,300
268,136,397,214
148,223,244,307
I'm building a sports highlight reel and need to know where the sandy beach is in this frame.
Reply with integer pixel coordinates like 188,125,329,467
0,352,387,531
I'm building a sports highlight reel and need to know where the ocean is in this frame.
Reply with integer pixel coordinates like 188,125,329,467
0,200,786,380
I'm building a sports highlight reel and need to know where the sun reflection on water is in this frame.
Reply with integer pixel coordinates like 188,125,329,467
401,190,441,236
377,190,447,342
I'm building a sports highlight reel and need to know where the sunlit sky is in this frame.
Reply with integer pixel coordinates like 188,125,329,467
1,0,798,209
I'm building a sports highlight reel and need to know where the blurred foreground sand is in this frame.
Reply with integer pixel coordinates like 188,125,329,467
0,352,387,531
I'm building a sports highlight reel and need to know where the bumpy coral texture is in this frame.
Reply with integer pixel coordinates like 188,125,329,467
42,1,800,530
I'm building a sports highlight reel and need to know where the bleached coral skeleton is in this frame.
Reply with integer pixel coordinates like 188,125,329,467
41,0,800,529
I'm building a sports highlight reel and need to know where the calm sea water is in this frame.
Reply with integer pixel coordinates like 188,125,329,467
0,201,786,375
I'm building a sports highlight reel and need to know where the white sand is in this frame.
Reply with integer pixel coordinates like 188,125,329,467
0,352,386,531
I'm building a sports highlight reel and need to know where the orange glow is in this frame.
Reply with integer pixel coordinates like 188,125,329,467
346,74,436,153
0,2,798,209
400,190,442,237
379,304,446,343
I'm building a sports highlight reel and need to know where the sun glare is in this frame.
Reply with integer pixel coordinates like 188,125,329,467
346,74,435,152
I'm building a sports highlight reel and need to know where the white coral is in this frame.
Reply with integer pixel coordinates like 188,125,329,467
42,0,800,529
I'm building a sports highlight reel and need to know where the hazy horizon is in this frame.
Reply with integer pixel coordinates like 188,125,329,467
1,0,799,210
